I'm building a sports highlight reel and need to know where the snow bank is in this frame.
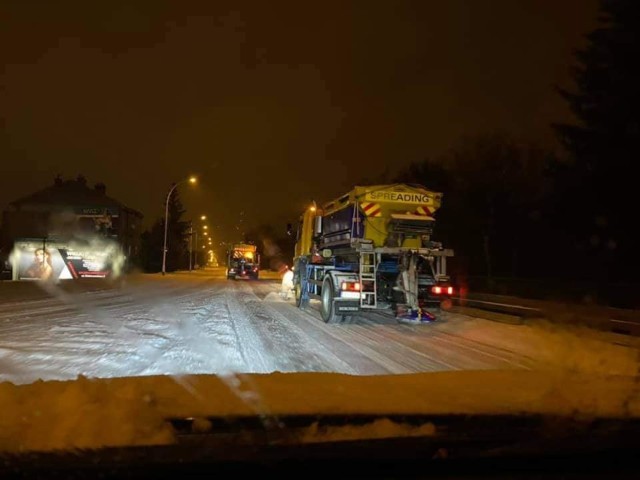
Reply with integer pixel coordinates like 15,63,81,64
1,370,639,454
436,313,640,376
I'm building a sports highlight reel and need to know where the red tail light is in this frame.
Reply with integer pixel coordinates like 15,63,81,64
432,285,454,296
341,281,361,291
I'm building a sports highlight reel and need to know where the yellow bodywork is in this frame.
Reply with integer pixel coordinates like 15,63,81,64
295,184,443,254
231,243,257,259
294,205,319,258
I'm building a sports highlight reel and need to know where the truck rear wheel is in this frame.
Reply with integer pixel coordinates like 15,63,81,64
321,277,341,324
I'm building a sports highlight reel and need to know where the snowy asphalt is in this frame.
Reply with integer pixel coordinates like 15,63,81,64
0,268,636,385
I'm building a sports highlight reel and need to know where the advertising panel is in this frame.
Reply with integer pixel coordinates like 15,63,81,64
11,238,124,281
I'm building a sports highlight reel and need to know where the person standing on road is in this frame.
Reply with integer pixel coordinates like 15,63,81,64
281,265,294,300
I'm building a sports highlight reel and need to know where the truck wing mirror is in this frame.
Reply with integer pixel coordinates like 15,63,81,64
286,223,293,236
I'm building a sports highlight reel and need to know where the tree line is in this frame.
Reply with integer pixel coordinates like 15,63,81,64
392,0,638,306
136,0,637,306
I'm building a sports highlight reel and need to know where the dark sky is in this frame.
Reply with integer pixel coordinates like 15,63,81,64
1,0,599,243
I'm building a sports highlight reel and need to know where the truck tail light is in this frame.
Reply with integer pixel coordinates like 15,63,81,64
431,285,454,296
341,281,361,292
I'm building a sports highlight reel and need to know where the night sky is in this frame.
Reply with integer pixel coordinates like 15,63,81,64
1,0,598,243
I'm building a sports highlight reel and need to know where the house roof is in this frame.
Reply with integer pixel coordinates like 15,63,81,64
8,176,143,217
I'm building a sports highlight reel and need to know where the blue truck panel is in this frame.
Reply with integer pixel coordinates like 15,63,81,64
320,205,364,248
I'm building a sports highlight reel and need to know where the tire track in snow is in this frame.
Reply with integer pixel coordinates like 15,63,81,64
254,286,428,373
225,280,359,373
251,300,359,374
257,290,465,373
257,287,446,373
222,281,274,373
332,318,533,371
264,301,403,374
247,282,538,374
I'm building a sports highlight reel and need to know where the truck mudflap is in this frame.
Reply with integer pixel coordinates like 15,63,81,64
396,306,437,324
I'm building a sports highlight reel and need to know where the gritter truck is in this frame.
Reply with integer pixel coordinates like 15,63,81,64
291,183,454,324
226,243,260,280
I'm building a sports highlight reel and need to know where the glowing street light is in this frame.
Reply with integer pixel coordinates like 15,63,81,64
162,176,197,275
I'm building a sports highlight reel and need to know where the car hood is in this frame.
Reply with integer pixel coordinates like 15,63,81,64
1,369,639,453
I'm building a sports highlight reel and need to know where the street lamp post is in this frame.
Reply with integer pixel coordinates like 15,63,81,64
190,215,207,270
162,176,197,276
194,229,198,268
188,222,193,271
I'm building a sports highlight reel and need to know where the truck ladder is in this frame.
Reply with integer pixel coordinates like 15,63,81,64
359,249,377,308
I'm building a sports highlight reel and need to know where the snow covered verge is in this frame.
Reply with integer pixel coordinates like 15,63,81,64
1,370,639,454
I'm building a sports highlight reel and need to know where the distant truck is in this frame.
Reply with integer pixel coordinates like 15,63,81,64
226,243,260,280
291,183,454,324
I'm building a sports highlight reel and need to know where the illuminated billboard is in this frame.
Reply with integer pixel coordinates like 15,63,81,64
11,238,124,281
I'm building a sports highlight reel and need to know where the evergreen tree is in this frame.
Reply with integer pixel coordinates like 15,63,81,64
553,0,639,280
165,186,190,271
139,220,164,273
394,133,553,279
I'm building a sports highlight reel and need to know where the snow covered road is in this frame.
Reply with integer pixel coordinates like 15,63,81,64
1,268,638,385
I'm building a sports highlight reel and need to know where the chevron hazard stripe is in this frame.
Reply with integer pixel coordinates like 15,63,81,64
414,205,433,216
361,201,382,217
